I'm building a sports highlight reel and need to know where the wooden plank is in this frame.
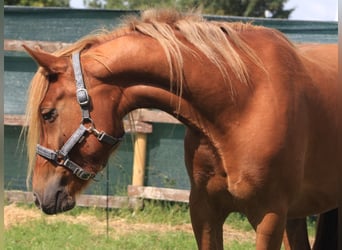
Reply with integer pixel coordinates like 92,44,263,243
128,185,190,203
4,114,26,126
4,114,153,133
4,109,181,129
131,109,181,124
4,107,180,127
123,120,152,134
4,190,34,203
4,188,190,208
76,194,142,209
4,190,143,210
5,39,70,53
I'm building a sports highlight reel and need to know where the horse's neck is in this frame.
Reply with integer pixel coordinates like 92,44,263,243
84,34,171,85
85,33,255,151
85,34,212,132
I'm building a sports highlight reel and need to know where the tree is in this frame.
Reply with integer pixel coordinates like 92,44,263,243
87,0,294,19
84,0,179,10
4,0,69,7
83,0,104,8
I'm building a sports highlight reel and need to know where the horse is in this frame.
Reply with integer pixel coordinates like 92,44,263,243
23,9,340,250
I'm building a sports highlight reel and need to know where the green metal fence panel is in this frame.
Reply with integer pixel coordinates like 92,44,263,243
209,15,338,43
5,7,337,43
4,7,338,194
5,7,138,42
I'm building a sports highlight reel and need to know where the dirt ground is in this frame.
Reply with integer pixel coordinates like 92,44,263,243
4,203,255,242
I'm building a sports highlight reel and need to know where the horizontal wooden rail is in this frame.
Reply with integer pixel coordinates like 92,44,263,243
128,185,190,203
123,119,153,134
5,190,34,204
5,190,143,209
5,39,70,52
4,114,153,133
5,109,181,127
130,109,181,124
5,186,190,209
3,114,24,126
76,193,142,209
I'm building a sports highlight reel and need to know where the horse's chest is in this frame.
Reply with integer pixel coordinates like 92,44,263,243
184,133,228,190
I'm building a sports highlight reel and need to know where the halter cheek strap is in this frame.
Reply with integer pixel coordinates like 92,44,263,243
36,52,124,181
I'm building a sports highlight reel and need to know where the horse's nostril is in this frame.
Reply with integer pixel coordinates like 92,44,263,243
33,193,41,209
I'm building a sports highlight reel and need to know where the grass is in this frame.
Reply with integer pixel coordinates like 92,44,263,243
5,201,316,250
5,219,253,250
5,219,195,250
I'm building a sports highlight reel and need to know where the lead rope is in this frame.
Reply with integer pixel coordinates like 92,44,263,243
106,162,109,239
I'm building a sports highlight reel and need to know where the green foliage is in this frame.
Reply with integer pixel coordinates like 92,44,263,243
4,0,69,7
85,0,294,18
107,0,179,10
83,0,104,8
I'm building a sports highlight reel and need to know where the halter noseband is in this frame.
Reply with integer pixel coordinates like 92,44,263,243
36,52,123,181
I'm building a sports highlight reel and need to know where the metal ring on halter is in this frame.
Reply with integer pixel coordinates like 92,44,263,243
82,117,95,130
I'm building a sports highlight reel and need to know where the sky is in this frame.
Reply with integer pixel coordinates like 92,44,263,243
285,0,337,21
69,0,338,21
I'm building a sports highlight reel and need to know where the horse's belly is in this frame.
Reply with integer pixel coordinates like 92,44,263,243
287,179,338,218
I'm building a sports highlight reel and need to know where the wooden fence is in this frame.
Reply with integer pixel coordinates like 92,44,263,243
5,185,190,209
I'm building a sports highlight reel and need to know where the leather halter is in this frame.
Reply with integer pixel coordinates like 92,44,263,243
36,52,123,180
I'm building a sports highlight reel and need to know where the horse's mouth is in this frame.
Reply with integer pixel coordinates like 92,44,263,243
34,191,76,215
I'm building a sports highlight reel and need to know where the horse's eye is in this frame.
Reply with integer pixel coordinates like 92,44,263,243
41,109,58,122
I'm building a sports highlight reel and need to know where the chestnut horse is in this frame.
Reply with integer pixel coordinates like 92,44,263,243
23,9,340,250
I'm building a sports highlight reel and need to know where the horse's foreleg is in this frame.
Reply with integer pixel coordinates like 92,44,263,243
248,210,287,250
189,188,229,250
184,131,230,250
283,218,311,250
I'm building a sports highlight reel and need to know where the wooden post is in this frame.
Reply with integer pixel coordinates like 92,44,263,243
132,133,147,186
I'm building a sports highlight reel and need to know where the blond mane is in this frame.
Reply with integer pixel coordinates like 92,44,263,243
25,8,268,185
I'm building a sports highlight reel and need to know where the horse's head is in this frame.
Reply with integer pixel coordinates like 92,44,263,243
24,46,125,214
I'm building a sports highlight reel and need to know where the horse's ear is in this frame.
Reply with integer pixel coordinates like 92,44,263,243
22,45,68,74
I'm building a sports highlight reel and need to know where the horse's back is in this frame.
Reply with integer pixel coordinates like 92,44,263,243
298,43,337,60
297,43,339,146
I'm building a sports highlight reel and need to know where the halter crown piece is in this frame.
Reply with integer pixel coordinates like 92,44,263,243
36,51,123,180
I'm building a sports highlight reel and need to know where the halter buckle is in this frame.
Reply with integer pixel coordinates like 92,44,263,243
64,158,95,180
72,167,93,180
76,88,89,106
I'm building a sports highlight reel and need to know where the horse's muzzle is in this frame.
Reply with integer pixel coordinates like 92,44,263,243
34,189,76,215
